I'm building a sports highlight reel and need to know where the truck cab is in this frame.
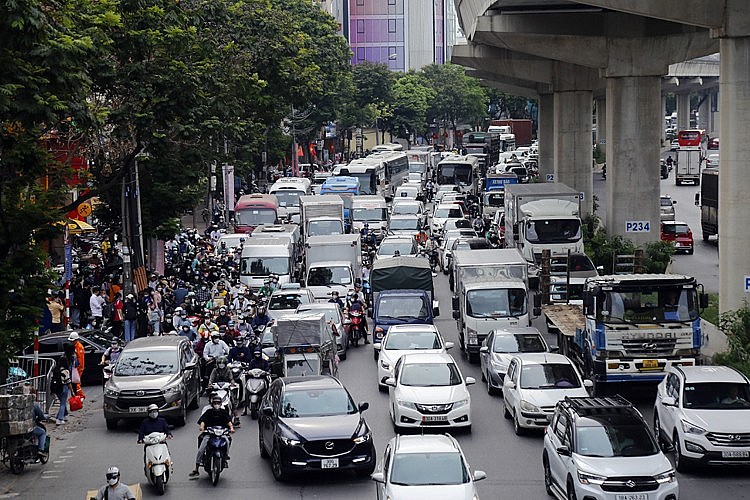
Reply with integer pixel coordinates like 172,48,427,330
373,289,438,344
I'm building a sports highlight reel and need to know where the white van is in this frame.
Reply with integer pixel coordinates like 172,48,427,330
240,237,294,289
351,195,388,240
269,177,312,221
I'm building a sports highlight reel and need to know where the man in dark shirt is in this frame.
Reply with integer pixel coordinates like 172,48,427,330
189,395,234,477
137,404,173,442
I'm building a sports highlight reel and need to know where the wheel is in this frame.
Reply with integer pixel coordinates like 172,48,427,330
503,402,511,419
188,389,200,410
653,411,664,449
154,474,166,495
566,476,578,500
105,418,118,430
702,232,710,242
210,455,221,486
673,431,690,472
688,248,694,255
355,459,376,477
174,403,187,427
467,351,479,364
271,445,289,481
543,453,554,496
373,349,378,361
259,426,269,458
39,451,49,465
513,409,525,436
340,349,347,361
480,368,486,382
10,456,24,475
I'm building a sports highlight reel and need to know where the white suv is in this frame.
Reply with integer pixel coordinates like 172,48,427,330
543,396,678,500
654,365,750,471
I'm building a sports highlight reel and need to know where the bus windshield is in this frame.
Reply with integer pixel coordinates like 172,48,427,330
235,208,277,227
272,191,303,208
349,173,376,195
438,163,472,186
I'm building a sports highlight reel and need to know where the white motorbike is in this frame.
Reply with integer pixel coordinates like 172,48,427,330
245,368,271,419
142,432,171,495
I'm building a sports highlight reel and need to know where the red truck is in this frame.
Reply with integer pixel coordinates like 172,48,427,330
489,119,533,147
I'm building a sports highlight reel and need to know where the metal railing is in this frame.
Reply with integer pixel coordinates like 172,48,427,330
0,356,56,414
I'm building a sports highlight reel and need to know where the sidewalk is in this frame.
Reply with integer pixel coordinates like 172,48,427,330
700,319,728,364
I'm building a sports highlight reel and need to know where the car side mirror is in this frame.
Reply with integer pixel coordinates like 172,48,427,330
479,346,489,353
503,380,516,390
384,377,396,387
373,343,382,351
473,470,487,482
700,293,709,309
371,472,385,483
661,396,677,407
465,377,476,386
694,193,700,206
358,401,369,412
445,341,454,350
583,379,594,388
261,406,274,417
556,446,571,457
548,345,560,353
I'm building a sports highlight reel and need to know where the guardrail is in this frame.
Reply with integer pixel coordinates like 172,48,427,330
0,356,56,414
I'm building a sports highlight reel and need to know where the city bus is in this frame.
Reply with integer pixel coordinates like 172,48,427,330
233,193,279,234
371,142,403,152
268,177,311,221
333,162,380,196
677,129,706,147
436,155,479,195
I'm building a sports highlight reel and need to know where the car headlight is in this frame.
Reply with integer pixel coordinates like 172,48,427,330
353,432,371,444
680,419,707,435
104,387,120,398
279,435,301,446
453,398,469,410
162,383,183,396
577,470,606,485
519,400,539,413
491,358,508,372
380,359,391,370
397,399,417,410
654,469,676,484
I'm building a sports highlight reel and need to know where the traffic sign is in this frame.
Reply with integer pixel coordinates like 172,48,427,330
77,202,92,217
546,174,554,182
625,221,651,233
744,276,750,293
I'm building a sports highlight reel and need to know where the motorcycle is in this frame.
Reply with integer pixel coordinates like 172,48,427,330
244,368,271,419
207,381,237,415
228,362,247,417
0,432,49,474
142,432,171,495
348,309,365,347
201,426,231,486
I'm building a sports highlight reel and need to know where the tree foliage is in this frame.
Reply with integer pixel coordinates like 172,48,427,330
420,64,487,134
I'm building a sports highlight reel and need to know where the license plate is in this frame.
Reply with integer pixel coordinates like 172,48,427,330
321,458,339,469
422,415,448,422
722,450,750,458
642,359,658,369
129,406,147,413
616,495,647,500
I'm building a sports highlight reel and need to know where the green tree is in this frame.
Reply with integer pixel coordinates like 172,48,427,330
486,88,531,120
390,71,435,145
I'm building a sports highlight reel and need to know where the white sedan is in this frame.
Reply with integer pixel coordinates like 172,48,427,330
502,353,592,435
386,352,474,432
375,324,454,391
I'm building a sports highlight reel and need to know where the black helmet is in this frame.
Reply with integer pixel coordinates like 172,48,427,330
210,394,222,405
254,348,262,357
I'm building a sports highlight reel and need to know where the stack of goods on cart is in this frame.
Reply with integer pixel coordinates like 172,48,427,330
0,393,34,436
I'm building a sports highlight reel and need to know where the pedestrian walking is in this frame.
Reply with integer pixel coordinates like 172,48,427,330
89,287,106,329
50,356,75,425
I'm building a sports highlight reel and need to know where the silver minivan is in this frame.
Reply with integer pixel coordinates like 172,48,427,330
103,336,200,429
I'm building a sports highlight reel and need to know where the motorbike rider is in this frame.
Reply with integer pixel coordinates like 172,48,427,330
248,348,271,372
328,290,345,310
425,179,435,202
208,355,241,426
415,227,429,245
189,395,234,478
203,332,230,363
231,291,252,315
91,466,136,500
251,303,271,330
360,223,377,248
666,155,674,168
228,334,252,364
137,404,172,443
215,307,230,327
346,292,369,344
100,339,123,366
197,315,219,339
257,278,274,299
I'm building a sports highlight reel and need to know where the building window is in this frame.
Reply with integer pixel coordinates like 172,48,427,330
356,0,364,5
357,19,364,34
388,0,396,4
357,47,365,61
388,19,396,33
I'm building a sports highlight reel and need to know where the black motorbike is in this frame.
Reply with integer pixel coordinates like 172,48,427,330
1,430,49,474
201,426,231,486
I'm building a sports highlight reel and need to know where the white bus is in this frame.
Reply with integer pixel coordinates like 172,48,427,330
268,177,312,220
436,155,479,195
371,142,403,152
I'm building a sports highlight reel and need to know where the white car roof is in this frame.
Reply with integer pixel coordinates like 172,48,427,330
674,365,747,384
390,434,460,454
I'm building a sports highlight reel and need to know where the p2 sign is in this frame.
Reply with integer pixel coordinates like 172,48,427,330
625,221,651,233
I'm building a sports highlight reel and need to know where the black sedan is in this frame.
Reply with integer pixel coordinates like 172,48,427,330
258,375,376,481
23,329,116,385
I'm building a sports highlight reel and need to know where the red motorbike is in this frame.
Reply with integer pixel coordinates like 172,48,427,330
347,309,365,348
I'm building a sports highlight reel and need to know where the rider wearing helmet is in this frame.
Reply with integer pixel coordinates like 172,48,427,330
328,290,345,310
251,303,271,330
215,306,230,327
93,466,136,500
248,348,271,372
257,278,273,298
137,403,172,443
190,395,234,478
202,331,230,362
208,355,233,385
101,339,122,366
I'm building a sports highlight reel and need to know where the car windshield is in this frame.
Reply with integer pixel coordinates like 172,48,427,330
268,294,303,310
484,192,504,207
466,288,527,318
525,218,582,244
279,388,357,417
389,218,419,231
390,452,469,486
378,240,416,257
377,296,430,321
400,362,462,387
598,288,699,323
273,191,303,208
493,334,546,353
235,208,276,226
392,203,420,215
520,363,580,389
433,207,463,219
241,257,289,277
353,207,387,221
662,224,690,236
307,266,352,286
575,415,660,457
660,197,673,207
307,220,343,236
385,332,441,350
114,350,179,376
683,382,750,409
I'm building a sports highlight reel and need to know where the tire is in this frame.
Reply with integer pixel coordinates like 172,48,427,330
480,368,486,383
9,454,24,475
154,474,166,495
688,248,694,255
486,371,498,396
653,411,666,449
673,431,690,472
566,477,578,500
373,350,378,361
468,351,479,364
271,445,289,482
210,455,221,486
188,389,200,410
174,403,187,427
105,418,118,430
355,459,376,478
259,426,269,458
503,402,511,419
340,349,347,361
513,409,525,436
39,452,49,464
543,453,554,496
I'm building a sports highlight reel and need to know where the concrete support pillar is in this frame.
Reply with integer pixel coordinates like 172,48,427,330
595,98,606,148
553,90,593,215
677,92,690,130
605,76,661,247
661,95,667,144
538,93,554,181
719,36,750,313
698,93,710,131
